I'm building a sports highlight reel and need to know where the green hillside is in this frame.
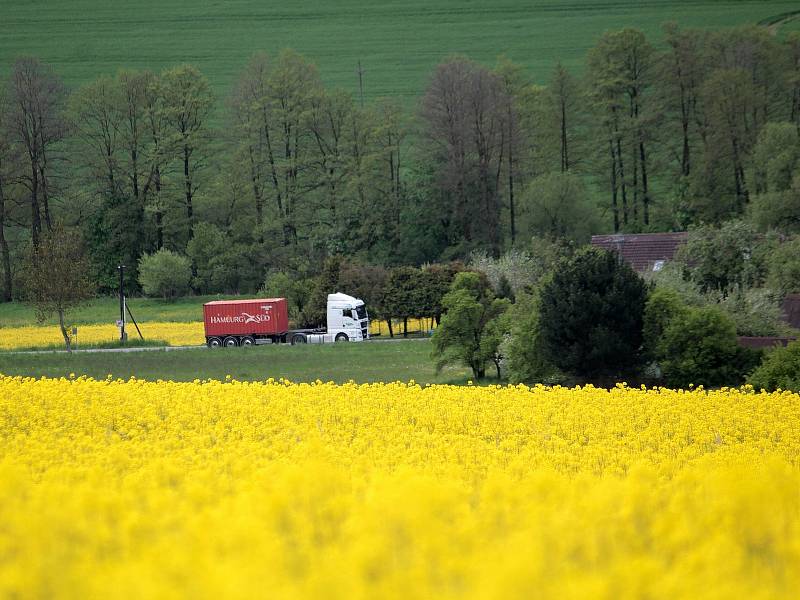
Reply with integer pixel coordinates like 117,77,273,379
2,1,797,104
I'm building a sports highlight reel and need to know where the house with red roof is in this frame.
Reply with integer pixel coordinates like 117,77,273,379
590,232,689,274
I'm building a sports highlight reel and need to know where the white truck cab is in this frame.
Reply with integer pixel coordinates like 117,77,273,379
289,292,370,344
326,293,369,342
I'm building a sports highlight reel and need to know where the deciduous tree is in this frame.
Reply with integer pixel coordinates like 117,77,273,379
23,225,94,351
156,65,214,243
432,271,510,379
7,57,67,248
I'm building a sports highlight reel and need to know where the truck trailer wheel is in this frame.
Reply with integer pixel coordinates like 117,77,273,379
207,337,222,349
291,333,307,345
335,333,349,342
241,336,255,347
223,336,239,348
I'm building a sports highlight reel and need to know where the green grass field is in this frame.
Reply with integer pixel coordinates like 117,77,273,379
2,1,797,106
0,339,475,384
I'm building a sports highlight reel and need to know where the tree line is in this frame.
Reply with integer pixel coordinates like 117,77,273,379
1,24,800,302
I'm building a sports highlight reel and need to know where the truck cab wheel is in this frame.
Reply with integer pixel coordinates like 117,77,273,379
335,333,349,342
223,336,239,348
207,337,222,348
241,336,255,347
291,333,307,345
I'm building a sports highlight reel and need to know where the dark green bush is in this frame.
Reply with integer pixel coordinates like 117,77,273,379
539,247,648,379
642,287,689,361
504,292,562,384
748,341,800,392
659,306,760,388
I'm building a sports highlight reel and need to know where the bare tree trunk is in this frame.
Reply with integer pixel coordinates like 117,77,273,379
30,161,42,248
793,84,800,132
261,109,284,217
609,137,619,233
508,143,516,246
39,163,53,231
58,308,71,353
0,180,11,301
154,167,163,249
632,142,639,224
679,81,691,176
0,228,10,301
615,130,628,227
731,135,748,210
183,144,193,238
639,140,650,225
560,96,569,171
504,105,516,246
247,144,264,228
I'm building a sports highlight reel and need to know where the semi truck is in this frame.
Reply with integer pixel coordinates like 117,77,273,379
203,292,369,347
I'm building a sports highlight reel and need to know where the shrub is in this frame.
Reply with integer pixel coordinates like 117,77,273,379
714,286,789,337
659,306,760,388
642,287,689,361
676,221,774,293
766,237,800,297
647,261,788,337
138,249,192,301
748,341,800,392
539,248,648,379
504,292,561,384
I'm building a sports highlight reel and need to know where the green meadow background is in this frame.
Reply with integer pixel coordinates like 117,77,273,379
2,1,798,106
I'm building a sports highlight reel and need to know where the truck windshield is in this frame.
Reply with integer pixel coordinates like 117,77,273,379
355,305,367,320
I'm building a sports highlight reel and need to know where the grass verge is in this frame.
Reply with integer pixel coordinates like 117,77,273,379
0,339,482,385
2,339,170,353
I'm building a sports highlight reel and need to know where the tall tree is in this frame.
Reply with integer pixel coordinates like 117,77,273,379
710,26,785,127
230,51,321,245
7,57,67,248
307,87,352,239
156,65,214,242
143,70,167,249
494,57,531,246
661,24,708,178
230,53,271,232
701,68,756,212
549,62,581,173
587,29,656,228
0,85,15,300
69,70,159,289
69,75,122,198
420,57,506,254
117,70,156,243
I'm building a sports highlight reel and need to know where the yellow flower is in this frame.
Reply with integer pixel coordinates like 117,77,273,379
0,374,798,598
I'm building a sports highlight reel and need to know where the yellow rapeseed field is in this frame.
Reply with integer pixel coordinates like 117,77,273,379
0,319,427,349
1,376,799,598
0,322,205,349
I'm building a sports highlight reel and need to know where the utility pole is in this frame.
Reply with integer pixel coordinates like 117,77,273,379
356,60,365,108
118,264,127,342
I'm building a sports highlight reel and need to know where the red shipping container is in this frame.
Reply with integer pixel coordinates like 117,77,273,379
203,298,289,338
